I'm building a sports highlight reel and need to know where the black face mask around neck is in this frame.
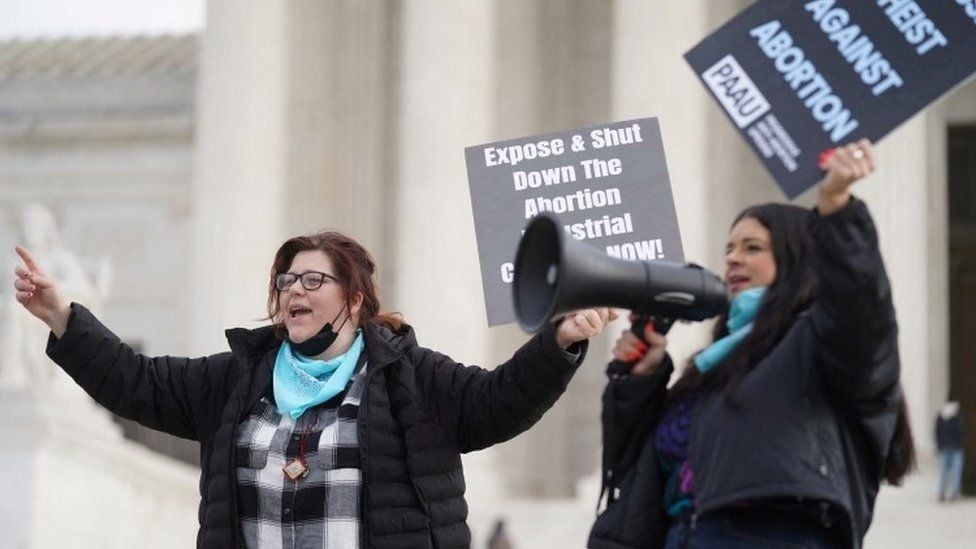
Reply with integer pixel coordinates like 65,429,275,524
290,305,350,357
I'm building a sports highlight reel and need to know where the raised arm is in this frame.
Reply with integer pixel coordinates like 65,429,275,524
12,245,71,337
46,304,237,439
13,245,235,439
809,140,900,402
408,308,615,453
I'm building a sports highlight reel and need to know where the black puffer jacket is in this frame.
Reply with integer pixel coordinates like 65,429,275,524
48,308,584,548
589,198,901,549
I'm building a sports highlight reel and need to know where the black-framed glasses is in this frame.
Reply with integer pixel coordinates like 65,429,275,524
274,271,338,291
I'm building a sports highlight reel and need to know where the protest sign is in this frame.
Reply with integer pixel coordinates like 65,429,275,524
465,117,683,326
685,0,976,197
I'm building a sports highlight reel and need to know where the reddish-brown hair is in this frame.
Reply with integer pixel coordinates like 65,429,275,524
266,231,403,335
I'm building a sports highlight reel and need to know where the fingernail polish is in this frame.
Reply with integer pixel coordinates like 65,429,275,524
818,148,835,170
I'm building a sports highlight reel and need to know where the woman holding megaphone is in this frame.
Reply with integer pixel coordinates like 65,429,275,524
588,139,915,549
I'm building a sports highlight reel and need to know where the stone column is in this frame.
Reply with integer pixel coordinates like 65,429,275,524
393,0,496,362
191,1,398,354
485,0,615,499
280,1,398,268
392,0,503,523
924,102,950,455
190,0,290,354
611,0,755,374
862,113,946,455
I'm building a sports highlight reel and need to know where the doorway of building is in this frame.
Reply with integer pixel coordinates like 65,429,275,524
948,125,976,495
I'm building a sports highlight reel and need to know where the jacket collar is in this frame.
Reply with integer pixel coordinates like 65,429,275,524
224,321,414,419
225,324,281,359
361,321,414,371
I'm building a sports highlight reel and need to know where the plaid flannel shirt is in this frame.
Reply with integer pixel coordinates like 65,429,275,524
235,365,367,548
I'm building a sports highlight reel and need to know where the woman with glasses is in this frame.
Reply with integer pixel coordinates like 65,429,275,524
12,230,615,548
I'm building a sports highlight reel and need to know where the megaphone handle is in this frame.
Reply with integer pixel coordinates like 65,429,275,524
607,315,675,376
630,314,675,340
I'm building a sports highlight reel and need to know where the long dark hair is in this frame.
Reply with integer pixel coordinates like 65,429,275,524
669,203,816,398
885,397,916,485
715,203,819,389
266,230,403,336
669,203,915,484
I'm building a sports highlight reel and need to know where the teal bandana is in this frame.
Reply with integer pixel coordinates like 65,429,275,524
693,286,767,373
273,330,364,419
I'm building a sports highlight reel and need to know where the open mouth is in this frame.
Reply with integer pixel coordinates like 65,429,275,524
726,275,749,288
289,306,313,319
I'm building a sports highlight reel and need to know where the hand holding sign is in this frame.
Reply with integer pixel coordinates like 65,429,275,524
818,139,876,215
685,0,976,197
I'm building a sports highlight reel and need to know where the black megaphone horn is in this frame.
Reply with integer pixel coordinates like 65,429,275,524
512,213,728,332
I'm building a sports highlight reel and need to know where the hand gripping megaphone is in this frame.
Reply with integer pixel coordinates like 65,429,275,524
512,213,728,333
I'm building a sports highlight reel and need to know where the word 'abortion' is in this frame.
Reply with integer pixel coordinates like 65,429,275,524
483,123,644,167
750,20,859,143
523,188,622,218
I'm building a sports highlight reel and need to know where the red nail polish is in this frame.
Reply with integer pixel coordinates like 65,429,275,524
818,148,836,170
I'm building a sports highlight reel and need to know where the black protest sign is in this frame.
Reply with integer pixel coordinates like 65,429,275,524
685,0,976,198
465,117,684,326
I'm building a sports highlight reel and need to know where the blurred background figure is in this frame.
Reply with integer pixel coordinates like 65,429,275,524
936,400,965,502
487,518,513,549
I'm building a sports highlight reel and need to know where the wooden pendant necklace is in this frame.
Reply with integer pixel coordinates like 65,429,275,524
283,420,315,481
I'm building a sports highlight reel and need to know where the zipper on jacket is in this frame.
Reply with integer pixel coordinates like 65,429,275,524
410,478,432,516
230,352,269,548
359,367,372,548
426,524,440,549
230,379,250,549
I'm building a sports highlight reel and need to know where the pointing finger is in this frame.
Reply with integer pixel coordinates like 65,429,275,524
14,245,41,273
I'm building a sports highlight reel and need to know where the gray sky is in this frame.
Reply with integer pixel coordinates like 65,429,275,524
0,0,204,39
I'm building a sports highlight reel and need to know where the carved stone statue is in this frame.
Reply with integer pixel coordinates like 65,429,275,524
0,203,111,396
